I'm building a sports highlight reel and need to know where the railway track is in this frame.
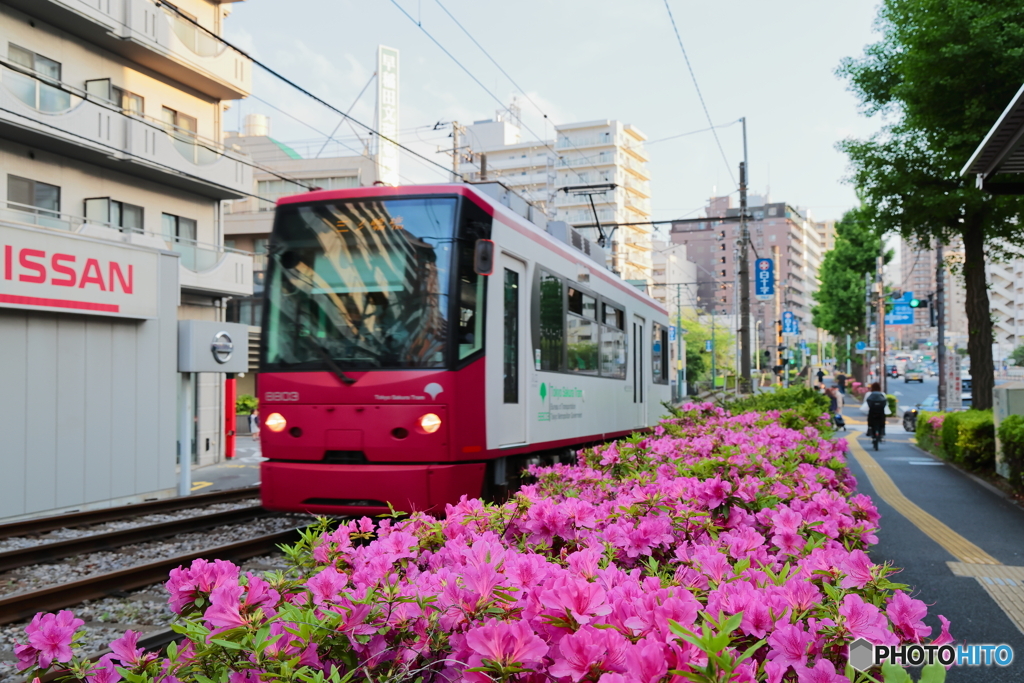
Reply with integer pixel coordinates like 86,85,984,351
0,525,303,625
0,487,259,540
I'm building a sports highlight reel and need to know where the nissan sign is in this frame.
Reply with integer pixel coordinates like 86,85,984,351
211,331,234,364
179,321,248,373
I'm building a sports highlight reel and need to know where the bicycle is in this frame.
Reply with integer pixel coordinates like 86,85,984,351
867,422,885,450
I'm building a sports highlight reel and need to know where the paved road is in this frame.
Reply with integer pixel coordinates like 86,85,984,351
187,440,262,494
839,405,1024,681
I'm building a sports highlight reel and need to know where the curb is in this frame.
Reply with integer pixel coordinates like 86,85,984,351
905,440,1024,514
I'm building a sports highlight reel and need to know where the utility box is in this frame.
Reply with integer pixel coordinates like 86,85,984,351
992,382,1024,478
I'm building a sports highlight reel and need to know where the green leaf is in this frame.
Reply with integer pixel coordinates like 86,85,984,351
918,662,947,683
880,661,911,683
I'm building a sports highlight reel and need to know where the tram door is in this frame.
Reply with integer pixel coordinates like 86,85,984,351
495,256,527,446
632,315,646,425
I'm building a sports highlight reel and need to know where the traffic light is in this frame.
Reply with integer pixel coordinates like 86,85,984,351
909,297,921,308
889,290,903,302
928,293,937,327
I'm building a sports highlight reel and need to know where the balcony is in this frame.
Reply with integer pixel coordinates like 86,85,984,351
5,0,251,100
3,202,254,297
0,65,252,199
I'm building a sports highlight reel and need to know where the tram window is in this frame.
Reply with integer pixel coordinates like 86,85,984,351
600,324,626,379
603,303,624,329
652,323,669,384
567,315,599,375
503,268,519,403
568,287,597,319
538,271,564,371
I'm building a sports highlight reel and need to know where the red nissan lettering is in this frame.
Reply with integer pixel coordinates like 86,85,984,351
18,249,46,283
50,253,76,287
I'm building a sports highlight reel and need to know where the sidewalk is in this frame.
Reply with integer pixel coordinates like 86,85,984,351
839,404,1024,681
188,440,263,494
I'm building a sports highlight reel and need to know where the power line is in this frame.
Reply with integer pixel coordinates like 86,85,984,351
154,1,462,180
646,120,741,145
661,0,736,187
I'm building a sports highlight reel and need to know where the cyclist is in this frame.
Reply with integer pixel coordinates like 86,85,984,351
863,382,889,448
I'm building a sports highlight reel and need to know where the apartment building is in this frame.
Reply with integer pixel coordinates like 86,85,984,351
650,239,696,309
670,196,824,355
0,0,254,518
223,113,377,397
463,117,654,283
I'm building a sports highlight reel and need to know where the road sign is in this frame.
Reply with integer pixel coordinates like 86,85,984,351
755,258,775,301
886,304,914,325
669,326,677,342
855,341,867,352
782,311,797,335
705,339,713,352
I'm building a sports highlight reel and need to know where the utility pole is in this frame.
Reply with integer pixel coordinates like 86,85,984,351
711,305,716,392
676,283,684,401
877,253,886,394
451,121,461,181
773,245,783,386
937,241,947,411
738,156,751,393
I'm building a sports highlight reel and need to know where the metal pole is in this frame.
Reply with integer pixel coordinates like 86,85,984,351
937,241,947,411
178,372,192,497
738,158,751,392
878,254,886,394
711,305,716,392
452,121,460,182
676,283,683,401
773,245,783,387
846,333,852,375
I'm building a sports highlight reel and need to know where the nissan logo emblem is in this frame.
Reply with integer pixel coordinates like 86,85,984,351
211,331,234,364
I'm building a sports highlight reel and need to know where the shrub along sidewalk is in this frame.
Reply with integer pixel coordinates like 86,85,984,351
16,402,951,683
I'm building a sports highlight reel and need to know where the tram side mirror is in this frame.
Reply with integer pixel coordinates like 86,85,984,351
474,239,495,276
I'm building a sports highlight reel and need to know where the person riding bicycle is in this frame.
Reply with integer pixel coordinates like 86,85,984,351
863,382,889,442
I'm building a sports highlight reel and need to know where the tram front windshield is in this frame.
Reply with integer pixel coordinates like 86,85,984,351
264,197,456,370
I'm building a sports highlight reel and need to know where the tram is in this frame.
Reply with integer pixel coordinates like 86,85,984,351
258,182,671,515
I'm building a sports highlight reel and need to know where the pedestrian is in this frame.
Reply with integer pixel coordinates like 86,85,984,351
249,408,260,441
816,367,825,385
836,371,847,394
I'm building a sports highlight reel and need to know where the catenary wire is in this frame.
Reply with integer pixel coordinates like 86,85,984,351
662,0,737,187
152,1,463,179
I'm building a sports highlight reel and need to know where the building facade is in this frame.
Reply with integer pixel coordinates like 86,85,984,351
669,195,824,356
463,117,654,283
0,0,254,481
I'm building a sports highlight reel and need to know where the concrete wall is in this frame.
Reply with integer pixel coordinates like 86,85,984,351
0,250,179,521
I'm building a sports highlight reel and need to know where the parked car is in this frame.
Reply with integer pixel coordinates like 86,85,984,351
899,394,940,432
904,364,925,383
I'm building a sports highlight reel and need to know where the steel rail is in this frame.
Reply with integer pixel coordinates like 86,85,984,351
0,526,303,625
0,506,269,573
0,487,260,540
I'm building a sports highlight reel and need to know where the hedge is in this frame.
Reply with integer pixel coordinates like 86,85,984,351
997,413,1024,492
932,410,995,471
915,411,945,455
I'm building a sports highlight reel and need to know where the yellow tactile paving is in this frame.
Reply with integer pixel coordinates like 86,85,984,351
844,434,1000,565
845,434,1024,635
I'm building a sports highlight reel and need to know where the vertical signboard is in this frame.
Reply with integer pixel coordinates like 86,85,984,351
754,258,774,301
782,311,797,335
376,46,400,186
945,345,962,411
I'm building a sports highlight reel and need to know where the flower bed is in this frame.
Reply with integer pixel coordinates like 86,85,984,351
16,404,951,683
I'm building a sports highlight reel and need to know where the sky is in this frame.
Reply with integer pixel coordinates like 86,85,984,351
223,0,885,226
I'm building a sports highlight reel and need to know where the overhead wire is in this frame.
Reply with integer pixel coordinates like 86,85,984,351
153,1,463,179
661,0,737,187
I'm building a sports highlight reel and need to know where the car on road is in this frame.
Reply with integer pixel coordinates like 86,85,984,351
887,364,900,378
962,375,972,409
899,394,940,432
904,364,925,383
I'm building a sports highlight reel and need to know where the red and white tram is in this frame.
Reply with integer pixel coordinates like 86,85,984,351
258,183,671,515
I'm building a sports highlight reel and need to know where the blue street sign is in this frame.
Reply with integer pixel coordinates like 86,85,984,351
705,339,713,352
755,258,775,301
669,326,677,342
855,341,867,352
886,304,914,325
782,311,797,335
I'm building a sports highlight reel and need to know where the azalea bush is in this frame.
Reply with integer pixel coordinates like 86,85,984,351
16,403,952,683
915,412,945,455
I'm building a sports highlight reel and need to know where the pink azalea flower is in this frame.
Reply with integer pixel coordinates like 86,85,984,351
795,658,848,683
86,653,123,683
840,549,874,589
464,619,548,674
305,566,348,605
110,630,149,668
538,574,612,625
204,584,247,630
838,594,896,645
886,590,932,642
549,627,628,681
767,623,813,670
26,610,83,669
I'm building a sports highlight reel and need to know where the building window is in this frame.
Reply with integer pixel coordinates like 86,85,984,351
720,256,727,264
161,212,197,242
6,45,69,112
84,197,144,232
720,243,726,251
85,79,144,114
8,175,60,217
161,106,197,137
537,271,564,372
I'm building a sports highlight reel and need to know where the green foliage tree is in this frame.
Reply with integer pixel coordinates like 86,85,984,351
1010,344,1024,368
679,309,734,386
837,0,1024,410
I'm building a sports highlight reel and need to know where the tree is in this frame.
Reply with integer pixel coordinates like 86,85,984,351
811,208,889,382
679,310,734,387
837,0,1024,410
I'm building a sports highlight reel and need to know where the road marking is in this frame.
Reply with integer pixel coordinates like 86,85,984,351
190,481,213,492
844,434,999,564
948,562,1024,634
846,434,1024,635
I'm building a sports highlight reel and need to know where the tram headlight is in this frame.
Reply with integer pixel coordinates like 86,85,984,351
418,413,442,434
265,413,287,432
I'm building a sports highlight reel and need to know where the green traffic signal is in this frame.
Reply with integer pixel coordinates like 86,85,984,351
910,298,920,307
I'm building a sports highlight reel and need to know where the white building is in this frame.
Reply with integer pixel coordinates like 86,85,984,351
650,239,696,309
0,0,255,503
463,117,654,283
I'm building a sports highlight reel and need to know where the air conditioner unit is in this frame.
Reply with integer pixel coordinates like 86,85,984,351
993,382,1024,478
